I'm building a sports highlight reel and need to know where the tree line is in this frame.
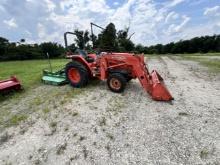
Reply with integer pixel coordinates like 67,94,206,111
139,35,220,54
0,38,65,61
0,22,220,61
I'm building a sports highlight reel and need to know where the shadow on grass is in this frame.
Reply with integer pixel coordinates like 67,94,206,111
0,89,25,103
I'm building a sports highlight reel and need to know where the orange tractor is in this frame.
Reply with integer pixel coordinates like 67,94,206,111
64,26,173,101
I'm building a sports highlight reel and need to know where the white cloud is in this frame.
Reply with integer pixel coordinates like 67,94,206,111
113,2,119,6
50,0,115,40
167,15,190,34
110,0,135,28
180,22,220,40
189,0,206,6
47,0,191,45
3,18,18,28
167,0,185,7
175,15,190,31
0,5,5,12
37,23,46,38
25,30,32,37
1,0,219,46
204,6,220,16
60,0,72,11
37,23,59,42
110,0,165,44
44,0,56,12
202,5,220,37
165,11,179,23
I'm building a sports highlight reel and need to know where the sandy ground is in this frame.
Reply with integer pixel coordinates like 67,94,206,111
0,56,220,165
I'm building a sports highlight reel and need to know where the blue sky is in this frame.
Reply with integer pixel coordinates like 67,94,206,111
0,0,220,46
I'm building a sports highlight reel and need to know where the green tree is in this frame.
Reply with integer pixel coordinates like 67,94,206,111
0,37,9,60
154,44,163,54
40,42,64,58
117,28,135,52
98,23,118,51
68,43,77,53
74,29,90,49
135,44,145,53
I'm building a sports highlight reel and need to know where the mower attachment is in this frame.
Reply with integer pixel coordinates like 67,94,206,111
0,76,22,93
42,69,68,85
150,70,173,101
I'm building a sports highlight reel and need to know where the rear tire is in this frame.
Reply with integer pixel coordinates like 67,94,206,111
65,61,89,88
126,76,132,82
107,73,126,93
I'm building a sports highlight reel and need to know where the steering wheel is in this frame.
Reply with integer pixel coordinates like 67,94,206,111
76,49,87,58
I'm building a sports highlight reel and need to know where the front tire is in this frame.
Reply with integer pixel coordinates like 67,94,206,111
65,61,89,88
107,73,127,93
126,76,132,82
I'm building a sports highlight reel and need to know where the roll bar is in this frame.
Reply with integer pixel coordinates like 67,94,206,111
64,32,77,49
65,22,134,50
90,23,104,48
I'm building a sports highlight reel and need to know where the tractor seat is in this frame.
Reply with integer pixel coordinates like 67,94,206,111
85,56,95,63
77,49,87,58
76,49,94,63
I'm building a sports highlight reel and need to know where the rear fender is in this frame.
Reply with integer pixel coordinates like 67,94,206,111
71,56,93,77
108,69,130,77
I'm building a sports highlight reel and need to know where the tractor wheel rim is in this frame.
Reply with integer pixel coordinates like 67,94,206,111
68,68,80,83
110,78,121,90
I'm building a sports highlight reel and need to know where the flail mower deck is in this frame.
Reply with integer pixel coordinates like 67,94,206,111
41,53,68,86
0,76,22,93
42,69,67,85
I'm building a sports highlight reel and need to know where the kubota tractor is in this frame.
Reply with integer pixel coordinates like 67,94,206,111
63,26,173,101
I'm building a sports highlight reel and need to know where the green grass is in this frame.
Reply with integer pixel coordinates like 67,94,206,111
6,114,28,127
42,108,50,114
200,149,209,159
181,56,220,72
0,59,69,89
0,59,100,130
179,52,220,56
145,52,220,56
49,121,57,128
145,53,220,72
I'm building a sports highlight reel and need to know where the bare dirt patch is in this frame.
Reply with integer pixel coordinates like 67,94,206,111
0,56,220,164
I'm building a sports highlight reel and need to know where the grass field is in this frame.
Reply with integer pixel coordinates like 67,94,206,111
0,59,97,129
1,54,219,89
1,55,220,164
180,55,220,72
0,59,69,89
146,53,220,72
175,52,220,56
2,54,218,128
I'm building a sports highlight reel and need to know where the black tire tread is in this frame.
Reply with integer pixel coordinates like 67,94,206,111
65,61,89,87
107,73,127,93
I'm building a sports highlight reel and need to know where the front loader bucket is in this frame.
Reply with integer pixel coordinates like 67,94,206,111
150,70,173,101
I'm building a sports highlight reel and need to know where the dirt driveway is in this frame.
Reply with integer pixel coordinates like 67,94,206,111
0,56,220,165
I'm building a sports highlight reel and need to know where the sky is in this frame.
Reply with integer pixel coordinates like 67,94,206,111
0,0,220,46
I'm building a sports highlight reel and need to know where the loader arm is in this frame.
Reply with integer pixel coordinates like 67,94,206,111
126,55,173,101
100,53,173,101
132,61,152,93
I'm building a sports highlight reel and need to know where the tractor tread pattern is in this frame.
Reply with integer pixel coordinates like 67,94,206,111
65,61,89,88
107,73,127,93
